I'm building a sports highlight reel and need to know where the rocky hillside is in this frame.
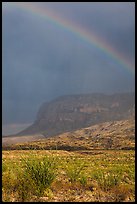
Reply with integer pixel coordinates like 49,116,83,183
5,119,135,150
17,92,135,137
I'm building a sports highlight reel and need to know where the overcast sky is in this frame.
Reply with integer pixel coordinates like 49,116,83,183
2,2,135,135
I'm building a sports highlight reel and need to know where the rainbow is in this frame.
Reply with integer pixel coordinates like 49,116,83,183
4,2,135,75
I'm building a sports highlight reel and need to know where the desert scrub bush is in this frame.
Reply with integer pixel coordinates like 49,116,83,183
65,156,86,183
79,174,88,187
2,153,58,202
91,169,122,191
22,154,57,197
108,164,135,185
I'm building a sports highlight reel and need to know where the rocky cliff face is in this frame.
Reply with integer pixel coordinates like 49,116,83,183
17,92,135,137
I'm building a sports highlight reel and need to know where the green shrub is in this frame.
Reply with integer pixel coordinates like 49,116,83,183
65,157,85,183
91,169,121,191
23,155,57,196
79,174,88,186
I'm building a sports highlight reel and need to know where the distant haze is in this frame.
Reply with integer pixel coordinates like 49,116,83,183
2,2,135,135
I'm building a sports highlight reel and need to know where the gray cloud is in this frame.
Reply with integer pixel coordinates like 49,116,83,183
42,2,135,63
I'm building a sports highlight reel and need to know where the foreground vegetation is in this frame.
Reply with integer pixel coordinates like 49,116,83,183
2,149,135,202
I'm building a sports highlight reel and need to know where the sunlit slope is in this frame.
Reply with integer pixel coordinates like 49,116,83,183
3,119,134,150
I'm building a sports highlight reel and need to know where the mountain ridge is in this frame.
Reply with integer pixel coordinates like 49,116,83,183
16,92,135,137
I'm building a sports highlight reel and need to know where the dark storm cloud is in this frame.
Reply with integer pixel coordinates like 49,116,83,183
2,2,135,134
43,2,135,62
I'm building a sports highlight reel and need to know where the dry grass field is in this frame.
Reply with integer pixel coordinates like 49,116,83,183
2,149,135,202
